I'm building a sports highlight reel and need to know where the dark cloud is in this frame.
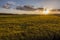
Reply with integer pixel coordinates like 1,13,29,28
16,5,35,11
2,3,10,9
2,1,16,9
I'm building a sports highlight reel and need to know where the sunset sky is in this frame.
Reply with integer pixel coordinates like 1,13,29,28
0,0,60,9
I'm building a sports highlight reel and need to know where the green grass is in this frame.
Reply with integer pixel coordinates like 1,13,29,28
0,14,60,40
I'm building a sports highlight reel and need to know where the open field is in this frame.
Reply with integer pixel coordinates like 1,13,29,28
0,14,60,40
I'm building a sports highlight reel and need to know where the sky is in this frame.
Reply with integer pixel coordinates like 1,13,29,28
0,0,60,9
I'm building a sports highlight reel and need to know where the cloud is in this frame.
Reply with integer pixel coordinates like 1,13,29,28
2,1,16,9
2,3,10,9
7,1,16,5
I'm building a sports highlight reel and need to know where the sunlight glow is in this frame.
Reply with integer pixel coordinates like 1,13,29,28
42,8,52,14
43,9,50,14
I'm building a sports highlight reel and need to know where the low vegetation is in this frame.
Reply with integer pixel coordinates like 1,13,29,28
0,14,60,40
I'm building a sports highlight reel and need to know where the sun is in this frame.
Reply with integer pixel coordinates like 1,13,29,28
43,9,50,14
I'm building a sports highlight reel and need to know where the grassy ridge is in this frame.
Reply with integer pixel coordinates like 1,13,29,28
0,14,60,40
